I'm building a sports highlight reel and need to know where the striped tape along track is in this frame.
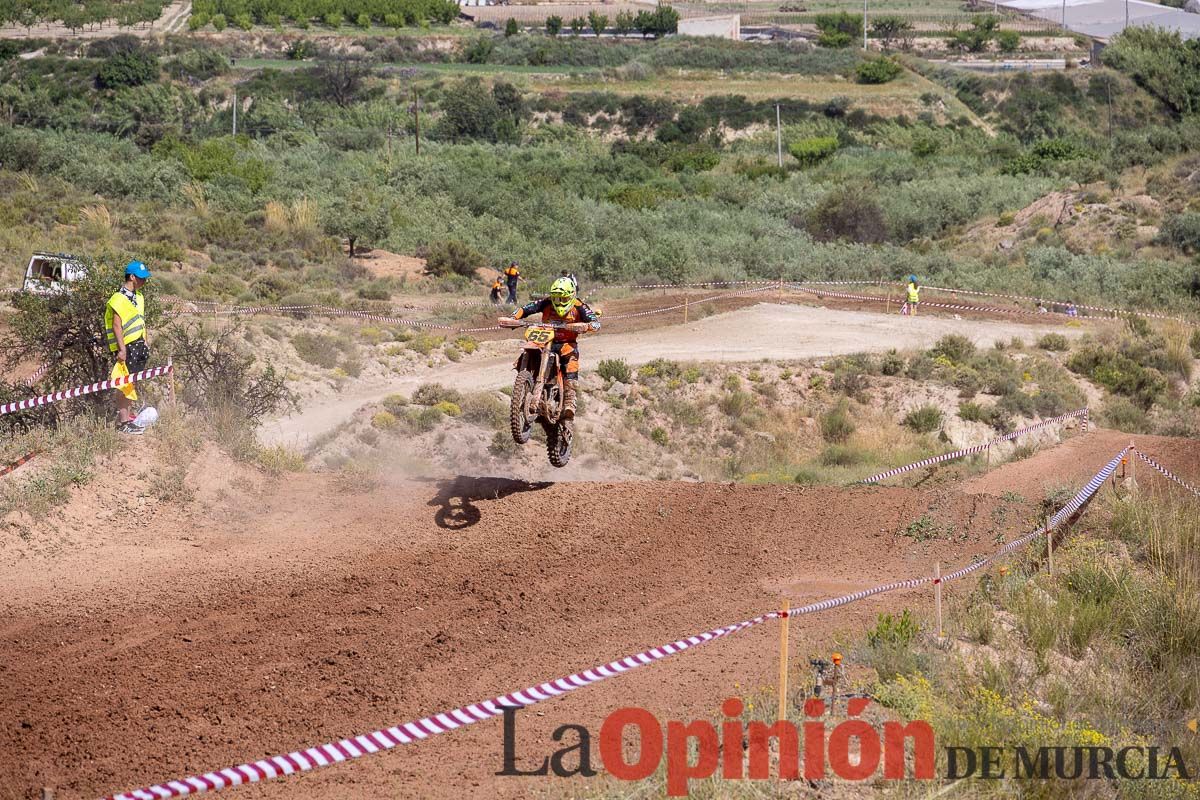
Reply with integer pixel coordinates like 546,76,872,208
857,409,1089,485
1135,450,1200,498
104,445,1145,800
0,362,172,417
0,449,37,478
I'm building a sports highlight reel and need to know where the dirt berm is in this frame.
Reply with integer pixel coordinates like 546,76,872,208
2,429,1195,799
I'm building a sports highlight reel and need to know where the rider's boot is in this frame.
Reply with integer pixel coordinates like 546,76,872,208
562,381,577,420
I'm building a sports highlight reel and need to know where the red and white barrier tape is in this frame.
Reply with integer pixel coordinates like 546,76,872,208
0,362,172,417
23,362,50,387
104,445,1139,800
1135,450,1200,498
0,449,37,478
857,408,1088,485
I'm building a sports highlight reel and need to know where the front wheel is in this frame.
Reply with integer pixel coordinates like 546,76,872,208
546,421,572,468
510,369,534,444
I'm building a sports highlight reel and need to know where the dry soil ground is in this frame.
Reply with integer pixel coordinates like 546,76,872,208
2,429,1197,800
262,301,1088,447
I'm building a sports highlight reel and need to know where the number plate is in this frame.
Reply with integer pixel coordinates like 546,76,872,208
523,326,555,344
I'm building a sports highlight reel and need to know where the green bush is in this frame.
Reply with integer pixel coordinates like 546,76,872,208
291,332,341,369
815,12,862,48
1157,213,1200,254
997,29,1020,53
504,17,519,37
819,401,856,443
597,358,632,383
1068,346,1167,409
1101,396,1152,433
804,186,890,244
931,334,976,364
434,400,462,417
1191,329,1200,359
650,426,668,446
406,406,444,433
413,382,464,406
545,15,563,35
97,48,160,89
855,58,902,84
372,410,398,430
382,394,409,415
867,609,920,647
1037,333,1070,351
788,135,838,168
424,240,486,278
460,392,507,427
903,404,943,433
819,443,866,466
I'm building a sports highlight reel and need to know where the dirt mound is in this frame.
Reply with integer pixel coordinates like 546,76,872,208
2,471,1036,799
961,428,1200,500
354,249,427,281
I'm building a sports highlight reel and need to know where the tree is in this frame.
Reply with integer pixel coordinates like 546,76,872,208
1102,27,1200,115
634,3,678,37
545,14,562,35
570,16,584,35
587,9,607,35
788,135,838,167
311,56,371,107
869,15,911,50
804,185,890,244
614,10,634,35
814,12,861,47
321,192,391,258
504,16,517,36
438,77,501,141
855,57,902,84
96,47,160,89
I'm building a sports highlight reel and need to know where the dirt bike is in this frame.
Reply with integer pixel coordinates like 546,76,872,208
498,317,590,468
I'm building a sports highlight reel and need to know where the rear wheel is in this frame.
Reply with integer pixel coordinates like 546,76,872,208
546,421,572,468
510,369,534,444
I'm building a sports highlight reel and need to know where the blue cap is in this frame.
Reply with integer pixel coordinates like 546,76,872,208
125,260,151,279
908,274,917,282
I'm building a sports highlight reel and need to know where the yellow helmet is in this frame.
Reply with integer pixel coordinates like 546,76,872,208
550,277,576,316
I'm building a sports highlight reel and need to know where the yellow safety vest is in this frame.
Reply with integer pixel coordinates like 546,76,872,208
104,290,146,353
906,283,920,303
505,266,520,278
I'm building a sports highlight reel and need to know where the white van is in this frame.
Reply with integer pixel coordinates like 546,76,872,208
22,251,87,295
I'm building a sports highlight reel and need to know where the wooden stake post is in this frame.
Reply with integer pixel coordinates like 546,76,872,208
1046,513,1054,576
683,295,688,324
778,598,790,722
934,562,943,639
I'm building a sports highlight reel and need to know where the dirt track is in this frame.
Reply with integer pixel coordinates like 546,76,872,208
0,442,1046,800
263,302,1086,448
2,421,1198,799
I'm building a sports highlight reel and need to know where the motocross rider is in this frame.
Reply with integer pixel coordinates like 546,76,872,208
499,276,600,419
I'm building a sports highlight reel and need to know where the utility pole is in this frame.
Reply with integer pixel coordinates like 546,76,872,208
863,0,868,50
413,88,421,155
232,88,237,136
1125,0,1129,29
1062,0,1067,31
775,104,783,167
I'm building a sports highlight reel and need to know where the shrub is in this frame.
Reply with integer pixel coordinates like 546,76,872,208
788,135,838,168
546,15,563,35
1101,396,1152,433
931,334,976,364
434,400,463,417
291,332,340,369
406,406,444,433
504,17,519,37
819,401,856,442
372,410,398,430
598,358,632,383
211,13,226,30
650,426,668,445
719,390,754,419
382,394,409,414
952,367,982,398
819,444,866,466
805,186,890,244
831,363,870,401
881,350,905,376
164,321,295,428
867,609,920,647
460,392,507,427
97,48,160,89
1068,346,1167,409
903,404,943,433
856,58,902,84
413,383,464,406
424,240,486,278
1157,213,1200,254
1191,329,1200,359
1038,333,1070,351
997,29,1020,53
815,12,862,47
